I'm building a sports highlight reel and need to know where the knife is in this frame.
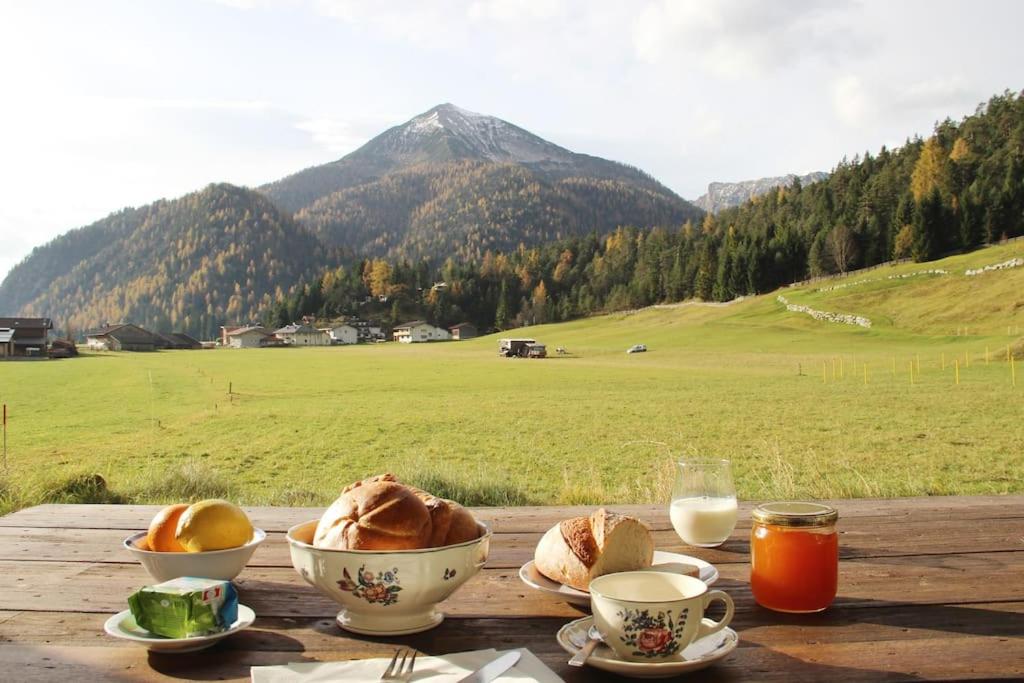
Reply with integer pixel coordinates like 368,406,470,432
456,650,522,683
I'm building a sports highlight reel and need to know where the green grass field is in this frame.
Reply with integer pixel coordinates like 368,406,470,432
1,243,1022,513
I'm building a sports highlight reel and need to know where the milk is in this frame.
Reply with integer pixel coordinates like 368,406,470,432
670,496,738,547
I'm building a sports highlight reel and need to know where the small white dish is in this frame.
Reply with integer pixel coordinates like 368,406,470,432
103,604,255,652
557,615,738,678
124,529,266,583
519,550,719,606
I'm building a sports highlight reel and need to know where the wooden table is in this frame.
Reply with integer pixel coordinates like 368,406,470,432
0,497,1022,681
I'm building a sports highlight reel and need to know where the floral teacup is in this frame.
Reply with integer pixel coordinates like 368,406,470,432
590,571,734,662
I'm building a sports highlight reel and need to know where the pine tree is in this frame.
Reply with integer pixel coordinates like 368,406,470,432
912,188,943,261
494,280,510,330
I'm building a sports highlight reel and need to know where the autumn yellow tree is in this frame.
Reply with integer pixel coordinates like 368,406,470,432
532,281,549,323
911,137,949,202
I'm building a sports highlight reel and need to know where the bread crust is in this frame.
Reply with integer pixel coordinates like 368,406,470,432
560,517,599,568
313,474,480,550
533,508,654,591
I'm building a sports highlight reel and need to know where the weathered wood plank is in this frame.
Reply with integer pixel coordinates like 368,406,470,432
1,552,1022,618
1,500,1023,682
0,631,1021,682
1,514,1021,569
2,496,1021,532
4,603,1023,649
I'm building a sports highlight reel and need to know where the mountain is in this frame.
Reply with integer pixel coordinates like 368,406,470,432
0,103,696,337
293,160,692,262
0,184,324,338
263,103,681,211
262,104,701,259
694,171,828,213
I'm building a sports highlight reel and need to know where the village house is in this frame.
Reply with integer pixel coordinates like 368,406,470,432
449,322,478,341
322,323,359,345
225,325,273,348
220,325,244,346
274,323,331,346
0,317,52,358
154,331,202,350
84,324,161,352
347,319,385,342
393,320,451,343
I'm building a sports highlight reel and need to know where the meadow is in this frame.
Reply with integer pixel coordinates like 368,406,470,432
0,243,1022,513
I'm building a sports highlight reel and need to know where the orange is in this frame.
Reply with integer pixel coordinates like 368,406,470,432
146,503,189,552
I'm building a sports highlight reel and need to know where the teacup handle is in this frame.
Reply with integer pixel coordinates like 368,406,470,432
697,590,734,639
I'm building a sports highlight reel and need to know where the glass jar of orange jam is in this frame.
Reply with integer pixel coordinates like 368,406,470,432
751,502,838,613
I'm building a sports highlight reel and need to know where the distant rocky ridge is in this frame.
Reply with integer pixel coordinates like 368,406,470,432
694,172,829,213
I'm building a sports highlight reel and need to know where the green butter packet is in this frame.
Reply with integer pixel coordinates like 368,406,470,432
127,577,239,639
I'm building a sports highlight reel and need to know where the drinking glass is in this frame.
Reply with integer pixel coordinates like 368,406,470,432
670,459,738,548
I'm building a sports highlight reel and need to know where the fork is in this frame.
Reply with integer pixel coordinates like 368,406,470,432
379,648,418,681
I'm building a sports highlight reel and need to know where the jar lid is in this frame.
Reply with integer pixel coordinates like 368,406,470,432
751,502,838,527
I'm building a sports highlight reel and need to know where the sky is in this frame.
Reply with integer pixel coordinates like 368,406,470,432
1,0,1022,281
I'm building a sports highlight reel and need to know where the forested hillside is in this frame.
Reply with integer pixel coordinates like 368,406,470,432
272,91,1024,333
295,160,696,262
2,184,324,338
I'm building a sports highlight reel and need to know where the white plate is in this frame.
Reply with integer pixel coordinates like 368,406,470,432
103,604,255,652
519,551,719,606
557,615,738,678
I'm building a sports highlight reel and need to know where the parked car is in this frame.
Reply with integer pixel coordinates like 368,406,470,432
626,344,647,354
525,343,547,358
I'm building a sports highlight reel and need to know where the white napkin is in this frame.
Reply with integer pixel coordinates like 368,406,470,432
250,648,563,682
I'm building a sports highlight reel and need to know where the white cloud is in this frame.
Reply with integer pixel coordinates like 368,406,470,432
832,75,873,127
832,74,979,129
632,0,863,78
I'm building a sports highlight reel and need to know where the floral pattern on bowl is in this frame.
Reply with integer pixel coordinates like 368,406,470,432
617,608,689,658
337,565,402,606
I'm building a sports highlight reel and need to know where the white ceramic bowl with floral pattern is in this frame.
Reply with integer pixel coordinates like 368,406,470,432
286,520,491,635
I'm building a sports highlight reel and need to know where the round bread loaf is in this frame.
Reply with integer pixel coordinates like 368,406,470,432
407,485,482,547
313,479,432,550
313,474,481,550
534,508,654,591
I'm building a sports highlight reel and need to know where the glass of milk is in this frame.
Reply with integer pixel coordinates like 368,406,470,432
670,459,738,547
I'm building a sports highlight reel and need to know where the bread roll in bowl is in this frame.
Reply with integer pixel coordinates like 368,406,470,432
313,474,482,551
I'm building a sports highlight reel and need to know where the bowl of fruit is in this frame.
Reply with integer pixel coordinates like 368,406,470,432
125,499,265,582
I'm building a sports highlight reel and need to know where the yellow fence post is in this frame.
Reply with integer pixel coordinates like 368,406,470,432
965,352,969,369
955,359,960,386
823,361,827,384
1013,355,1017,388
909,361,914,386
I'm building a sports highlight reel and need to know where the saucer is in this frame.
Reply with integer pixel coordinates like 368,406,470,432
103,604,255,652
557,615,738,678
519,550,719,606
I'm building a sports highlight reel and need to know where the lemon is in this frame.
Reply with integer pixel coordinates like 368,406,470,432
175,499,253,552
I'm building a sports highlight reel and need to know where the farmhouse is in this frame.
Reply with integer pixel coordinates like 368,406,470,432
449,322,478,341
347,319,385,342
220,325,245,346
155,332,202,350
393,320,451,343
225,325,273,348
84,324,160,352
0,317,52,358
274,323,331,346
323,323,359,345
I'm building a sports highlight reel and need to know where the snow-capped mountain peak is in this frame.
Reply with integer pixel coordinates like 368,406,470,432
382,103,573,164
